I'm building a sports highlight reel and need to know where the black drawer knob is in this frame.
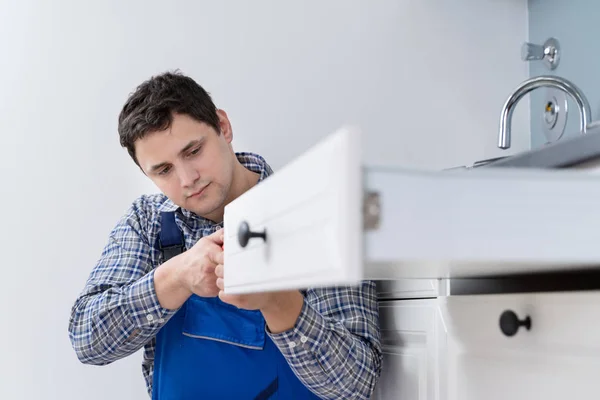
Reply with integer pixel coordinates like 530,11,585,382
237,221,267,248
499,310,531,337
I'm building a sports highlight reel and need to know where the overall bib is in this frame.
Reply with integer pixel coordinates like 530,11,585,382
151,212,322,400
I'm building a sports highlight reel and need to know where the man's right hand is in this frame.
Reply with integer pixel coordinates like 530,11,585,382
178,228,224,298
154,228,224,310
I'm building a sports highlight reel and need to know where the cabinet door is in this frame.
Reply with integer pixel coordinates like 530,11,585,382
441,292,600,400
223,126,600,294
371,299,447,400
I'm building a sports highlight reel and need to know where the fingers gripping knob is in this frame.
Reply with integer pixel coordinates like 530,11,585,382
237,221,267,248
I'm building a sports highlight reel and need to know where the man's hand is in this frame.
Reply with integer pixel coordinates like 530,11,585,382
214,254,304,334
154,228,222,310
177,228,224,298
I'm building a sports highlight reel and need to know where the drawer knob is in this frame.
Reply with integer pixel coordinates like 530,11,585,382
499,310,531,337
237,221,267,248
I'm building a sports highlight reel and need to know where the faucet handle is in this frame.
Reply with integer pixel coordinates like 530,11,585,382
521,37,560,70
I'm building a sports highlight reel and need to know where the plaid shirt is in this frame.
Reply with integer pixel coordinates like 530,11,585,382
68,152,382,399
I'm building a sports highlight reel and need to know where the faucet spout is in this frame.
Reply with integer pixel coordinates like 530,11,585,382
498,75,592,149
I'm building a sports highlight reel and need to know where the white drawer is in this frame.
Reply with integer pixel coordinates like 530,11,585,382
441,291,600,400
223,127,362,293
223,126,600,294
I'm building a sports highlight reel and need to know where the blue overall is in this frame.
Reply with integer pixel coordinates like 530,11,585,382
151,212,322,400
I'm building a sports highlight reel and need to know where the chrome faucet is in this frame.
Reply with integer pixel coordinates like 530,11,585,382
498,75,593,149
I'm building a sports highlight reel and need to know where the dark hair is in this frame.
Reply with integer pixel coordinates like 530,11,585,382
117,70,220,166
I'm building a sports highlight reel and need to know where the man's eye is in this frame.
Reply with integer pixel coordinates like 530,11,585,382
158,166,171,176
189,147,201,156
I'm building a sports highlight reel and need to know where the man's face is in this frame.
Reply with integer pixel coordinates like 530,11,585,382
135,110,235,221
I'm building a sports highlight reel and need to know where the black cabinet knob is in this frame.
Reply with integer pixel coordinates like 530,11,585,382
499,310,531,337
237,221,267,248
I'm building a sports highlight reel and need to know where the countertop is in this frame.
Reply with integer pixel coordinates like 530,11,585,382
481,124,600,169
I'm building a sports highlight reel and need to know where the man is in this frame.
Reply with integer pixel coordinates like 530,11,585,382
68,71,383,399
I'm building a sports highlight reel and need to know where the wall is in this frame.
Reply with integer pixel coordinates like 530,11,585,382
528,0,600,148
0,0,528,398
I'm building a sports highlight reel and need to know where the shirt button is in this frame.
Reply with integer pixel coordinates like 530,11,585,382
288,342,296,348
300,336,308,344
146,314,154,322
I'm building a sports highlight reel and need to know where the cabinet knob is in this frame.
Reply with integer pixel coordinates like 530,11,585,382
237,221,267,248
499,310,531,337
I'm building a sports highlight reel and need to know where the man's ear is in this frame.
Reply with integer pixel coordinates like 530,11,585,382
216,109,233,143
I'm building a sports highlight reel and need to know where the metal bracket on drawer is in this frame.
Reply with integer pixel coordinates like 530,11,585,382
363,191,381,231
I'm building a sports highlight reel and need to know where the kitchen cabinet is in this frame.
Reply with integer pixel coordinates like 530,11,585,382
223,124,600,400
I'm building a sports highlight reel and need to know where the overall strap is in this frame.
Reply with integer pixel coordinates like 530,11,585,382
158,211,186,262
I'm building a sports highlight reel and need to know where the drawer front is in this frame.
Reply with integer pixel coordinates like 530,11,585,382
442,291,600,352
223,126,362,294
441,291,600,400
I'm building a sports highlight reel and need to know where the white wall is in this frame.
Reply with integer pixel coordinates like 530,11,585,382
1,0,529,398
528,0,600,149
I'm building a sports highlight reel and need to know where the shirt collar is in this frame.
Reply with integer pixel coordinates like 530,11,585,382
157,152,273,219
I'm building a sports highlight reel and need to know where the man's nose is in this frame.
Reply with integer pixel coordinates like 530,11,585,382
179,164,200,188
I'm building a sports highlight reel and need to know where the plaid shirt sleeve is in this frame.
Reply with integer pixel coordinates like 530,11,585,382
267,281,383,400
68,200,177,365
